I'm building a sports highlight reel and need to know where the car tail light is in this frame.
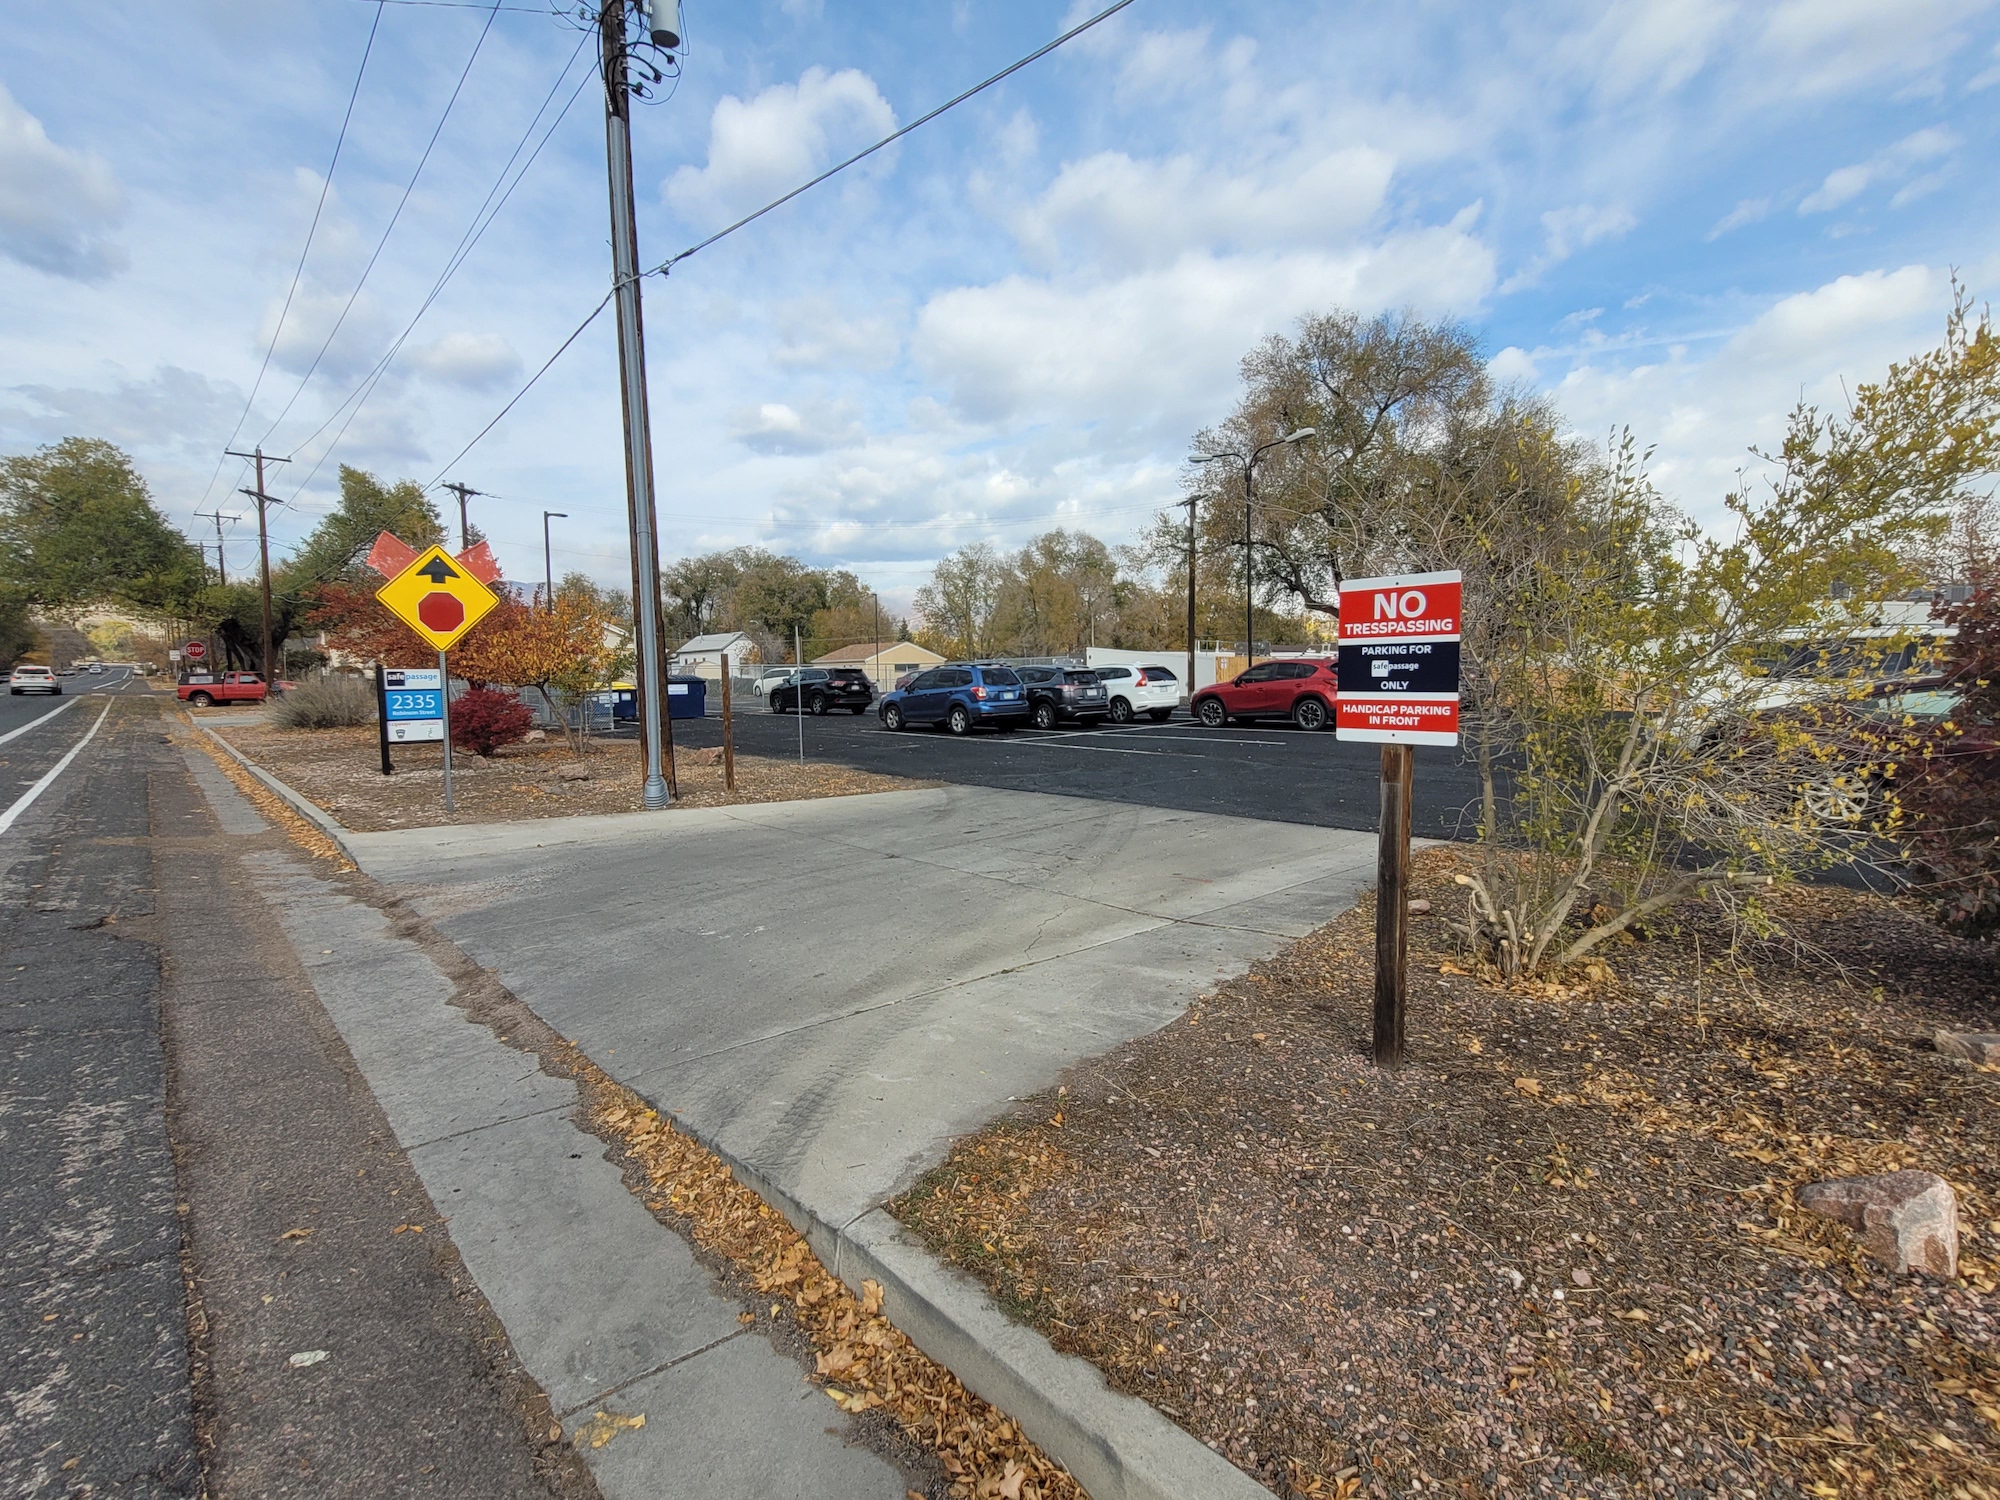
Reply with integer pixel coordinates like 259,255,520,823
1135,672,1148,686
972,685,987,700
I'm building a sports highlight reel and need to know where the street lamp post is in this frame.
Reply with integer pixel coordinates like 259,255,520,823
543,511,568,608
1191,426,1315,671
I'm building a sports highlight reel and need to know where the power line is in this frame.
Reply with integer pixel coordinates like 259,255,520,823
283,37,597,500
654,0,1138,274
421,0,1141,484
255,0,505,448
197,1,385,515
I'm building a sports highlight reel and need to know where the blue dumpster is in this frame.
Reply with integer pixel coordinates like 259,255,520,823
611,680,706,720
666,675,707,719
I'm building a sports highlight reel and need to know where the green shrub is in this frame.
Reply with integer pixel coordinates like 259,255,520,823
269,675,375,730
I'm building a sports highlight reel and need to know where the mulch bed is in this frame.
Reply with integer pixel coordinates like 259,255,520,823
891,847,2000,1499
207,722,927,831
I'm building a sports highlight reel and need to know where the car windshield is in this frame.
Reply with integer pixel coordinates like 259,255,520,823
1141,666,1176,680
979,668,1021,686
1063,671,1099,684
828,669,865,682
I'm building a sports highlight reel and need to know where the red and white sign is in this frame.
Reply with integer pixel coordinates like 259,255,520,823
1336,570,1461,746
183,640,208,661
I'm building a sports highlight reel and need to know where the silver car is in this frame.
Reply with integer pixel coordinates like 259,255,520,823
9,665,60,695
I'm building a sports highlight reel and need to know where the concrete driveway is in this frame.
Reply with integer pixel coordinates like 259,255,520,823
348,784,1377,1230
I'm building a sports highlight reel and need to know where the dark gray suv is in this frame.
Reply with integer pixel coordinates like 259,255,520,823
1014,665,1108,729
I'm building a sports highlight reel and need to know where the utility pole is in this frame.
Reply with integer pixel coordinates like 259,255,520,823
442,481,482,551
194,510,231,586
543,511,568,608
1182,493,1198,693
598,0,671,810
226,446,289,684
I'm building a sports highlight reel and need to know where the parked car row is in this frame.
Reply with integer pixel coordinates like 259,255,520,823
741,655,1343,736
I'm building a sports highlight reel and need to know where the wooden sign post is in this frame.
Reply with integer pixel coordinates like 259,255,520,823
1336,570,1463,1068
719,652,737,792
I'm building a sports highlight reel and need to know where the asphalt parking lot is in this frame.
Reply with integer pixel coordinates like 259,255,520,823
657,698,1482,838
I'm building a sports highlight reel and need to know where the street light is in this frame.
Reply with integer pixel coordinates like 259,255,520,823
542,511,568,609
1191,426,1314,671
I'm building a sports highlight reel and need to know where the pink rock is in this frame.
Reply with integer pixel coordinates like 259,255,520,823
1796,1170,1958,1278
1935,1031,2000,1066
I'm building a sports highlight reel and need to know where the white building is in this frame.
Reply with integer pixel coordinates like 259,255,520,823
672,631,760,680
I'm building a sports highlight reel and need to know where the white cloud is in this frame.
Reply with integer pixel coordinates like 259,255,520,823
665,67,895,226
256,283,395,381
1013,146,1396,270
405,332,523,390
914,223,1496,437
0,84,125,281
1708,197,1770,239
1755,0,1990,97
1800,127,1958,212
4,366,237,457
1501,203,1637,292
1546,265,1950,518
731,399,859,456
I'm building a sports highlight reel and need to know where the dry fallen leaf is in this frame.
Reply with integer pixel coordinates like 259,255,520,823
572,1409,645,1450
1514,1078,1542,1096
391,1223,424,1235
279,1227,314,1241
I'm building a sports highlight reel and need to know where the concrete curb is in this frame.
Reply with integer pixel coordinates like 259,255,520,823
193,721,361,865
645,1109,1275,1500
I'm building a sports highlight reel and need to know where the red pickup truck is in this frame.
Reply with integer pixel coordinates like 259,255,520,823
179,672,267,707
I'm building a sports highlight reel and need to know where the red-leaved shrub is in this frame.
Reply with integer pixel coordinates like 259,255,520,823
1900,581,2000,938
450,686,533,757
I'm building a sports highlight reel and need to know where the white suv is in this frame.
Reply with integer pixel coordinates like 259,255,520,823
9,665,60,695
1092,664,1184,723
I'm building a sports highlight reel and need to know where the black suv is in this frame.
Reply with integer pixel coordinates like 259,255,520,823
769,666,874,715
1014,665,1108,729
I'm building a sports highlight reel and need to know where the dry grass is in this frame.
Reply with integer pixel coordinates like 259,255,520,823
894,847,2000,1499
207,723,927,831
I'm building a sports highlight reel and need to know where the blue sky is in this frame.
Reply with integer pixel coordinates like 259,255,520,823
3,0,1997,613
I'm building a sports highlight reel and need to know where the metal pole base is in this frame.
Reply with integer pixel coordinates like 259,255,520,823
642,775,669,810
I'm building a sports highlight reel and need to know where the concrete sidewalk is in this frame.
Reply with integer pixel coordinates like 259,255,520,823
344,786,1378,1231
184,766,921,1498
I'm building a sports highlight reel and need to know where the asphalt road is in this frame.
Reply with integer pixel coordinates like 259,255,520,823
660,700,1485,839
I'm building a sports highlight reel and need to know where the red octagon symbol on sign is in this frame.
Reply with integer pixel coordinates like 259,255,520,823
417,592,466,633
183,640,207,659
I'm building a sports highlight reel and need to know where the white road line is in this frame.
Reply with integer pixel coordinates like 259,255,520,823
0,694,82,746
0,701,113,839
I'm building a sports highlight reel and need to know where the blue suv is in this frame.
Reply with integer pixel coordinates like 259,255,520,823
878,662,1030,734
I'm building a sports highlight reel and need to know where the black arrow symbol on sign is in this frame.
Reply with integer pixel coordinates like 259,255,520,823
416,556,460,583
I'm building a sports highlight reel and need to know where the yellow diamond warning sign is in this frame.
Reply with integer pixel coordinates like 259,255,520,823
375,544,500,652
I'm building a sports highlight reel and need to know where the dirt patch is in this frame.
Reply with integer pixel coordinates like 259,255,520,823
205,722,928,830
892,847,2000,1499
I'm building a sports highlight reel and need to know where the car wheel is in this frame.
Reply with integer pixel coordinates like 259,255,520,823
1108,697,1134,724
883,703,905,731
1032,700,1057,731
947,704,972,735
1148,709,1172,722
809,692,829,716
190,691,215,707
1292,695,1328,732
1196,697,1226,728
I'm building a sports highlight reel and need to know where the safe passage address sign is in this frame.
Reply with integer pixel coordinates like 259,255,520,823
1336,570,1462,746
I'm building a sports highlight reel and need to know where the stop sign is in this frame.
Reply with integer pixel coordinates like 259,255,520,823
184,640,207,660
417,592,465,633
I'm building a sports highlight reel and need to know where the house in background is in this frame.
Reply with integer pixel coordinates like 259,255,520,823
812,640,945,691
673,630,760,680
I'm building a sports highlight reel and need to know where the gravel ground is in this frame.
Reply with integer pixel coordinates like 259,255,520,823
892,848,2000,1499
204,723,927,830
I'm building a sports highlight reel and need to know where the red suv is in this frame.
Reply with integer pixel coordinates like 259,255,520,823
1191,659,1336,731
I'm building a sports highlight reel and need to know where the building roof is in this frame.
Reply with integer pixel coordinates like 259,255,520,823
677,631,755,653
812,641,940,665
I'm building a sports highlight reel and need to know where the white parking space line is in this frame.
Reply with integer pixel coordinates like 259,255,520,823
0,702,112,838
1040,728,1290,747
0,695,82,745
